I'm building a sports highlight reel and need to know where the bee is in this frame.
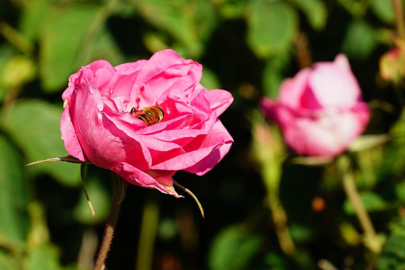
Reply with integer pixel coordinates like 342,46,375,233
130,106,165,126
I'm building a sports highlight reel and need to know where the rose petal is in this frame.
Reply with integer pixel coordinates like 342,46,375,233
283,105,369,157
132,50,202,108
309,55,361,108
184,138,232,176
71,82,151,170
113,162,182,198
278,69,312,109
151,120,233,171
206,89,234,116
60,103,85,161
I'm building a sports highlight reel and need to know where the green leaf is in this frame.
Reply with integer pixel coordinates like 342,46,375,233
25,244,61,270
0,99,80,186
39,4,99,91
264,253,289,269
395,182,405,203
287,0,327,30
262,55,290,98
377,217,405,270
370,0,395,24
0,251,17,270
0,55,36,89
343,191,388,214
20,0,51,41
218,0,249,19
246,0,298,58
0,45,15,102
88,26,124,67
0,135,29,242
289,223,315,243
134,0,217,58
341,20,378,60
208,225,263,270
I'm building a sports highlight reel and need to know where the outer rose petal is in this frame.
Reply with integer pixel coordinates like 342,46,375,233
70,82,150,170
261,98,296,129
151,120,233,171
113,162,182,198
278,69,312,109
309,55,361,108
60,104,85,161
206,89,234,116
184,139,232,176
131,49,202,108
282,106,369,157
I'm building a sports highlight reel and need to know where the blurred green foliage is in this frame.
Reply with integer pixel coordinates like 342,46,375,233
1,0,405,269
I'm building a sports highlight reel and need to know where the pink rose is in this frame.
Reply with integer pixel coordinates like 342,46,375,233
261,55,369,157
61,49,233,197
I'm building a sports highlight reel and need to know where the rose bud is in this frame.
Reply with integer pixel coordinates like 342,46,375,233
261,55,369,157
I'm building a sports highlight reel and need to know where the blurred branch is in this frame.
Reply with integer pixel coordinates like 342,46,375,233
294,31,312,69
262,161,296,255
339,156,382,253
77,228,99,270
392,0,405,40
135,196,159,270
0,22,33,54
251,118,296,255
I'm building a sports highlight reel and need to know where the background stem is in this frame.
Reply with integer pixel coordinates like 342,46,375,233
340,157,381,253
262,159,296,255
135,196,159,270
392,0,405,40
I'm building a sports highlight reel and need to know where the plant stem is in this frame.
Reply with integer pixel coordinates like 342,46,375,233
263,159,296,255
342,169,376,236
93,174,128,270
392,0,405,40
135,196,159,270
340,158,381,253
294,31,313,69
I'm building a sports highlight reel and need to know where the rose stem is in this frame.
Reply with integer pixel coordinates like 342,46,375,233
93,174,128,270
392,0,405,40
81,164,96,218
262,159,296,255
340,157,381,253
135,196,159,270
294,31,313,69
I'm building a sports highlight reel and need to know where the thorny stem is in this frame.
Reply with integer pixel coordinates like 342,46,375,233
93,174,128,270
392,0,405,40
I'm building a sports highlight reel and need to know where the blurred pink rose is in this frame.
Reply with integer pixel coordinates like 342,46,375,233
61,49,233,197
261,55,369,157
